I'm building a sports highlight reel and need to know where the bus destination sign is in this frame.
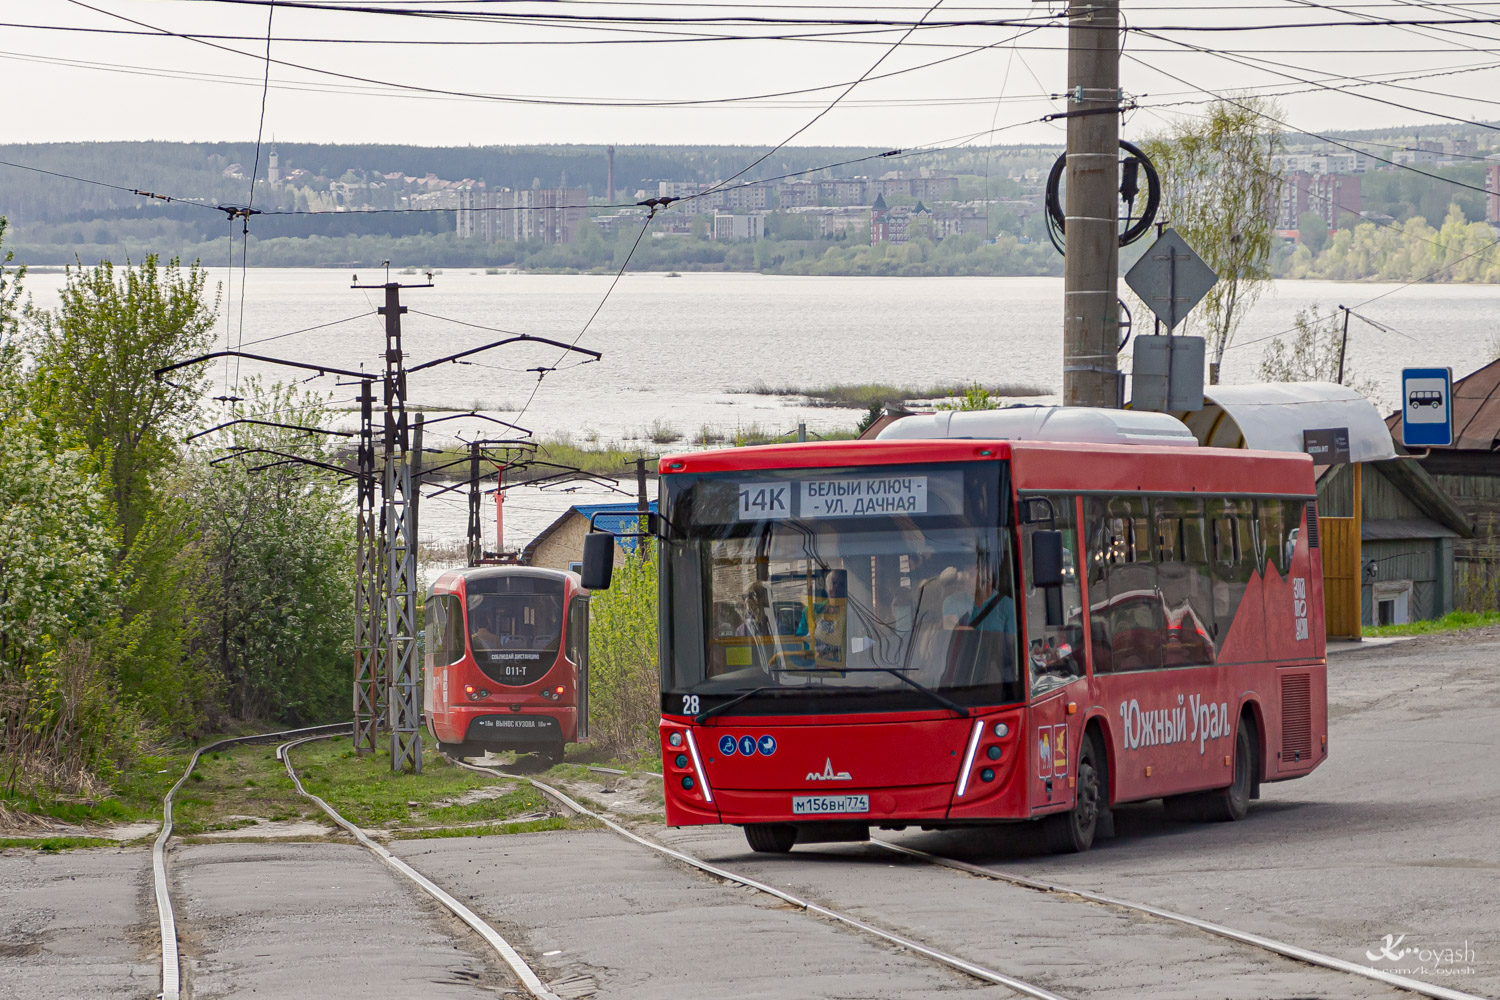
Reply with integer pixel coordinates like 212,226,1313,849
802,475,928,518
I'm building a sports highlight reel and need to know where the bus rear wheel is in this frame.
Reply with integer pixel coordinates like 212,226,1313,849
745,823,797,854
1044,732,1102,854
1163,720,1254,823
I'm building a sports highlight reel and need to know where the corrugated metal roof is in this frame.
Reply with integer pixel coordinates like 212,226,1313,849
1362,517,1459,541
1387,356,1500,452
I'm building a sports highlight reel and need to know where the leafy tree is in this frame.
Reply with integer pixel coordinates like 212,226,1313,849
1298,212,1329,255
27,256,219,549
1256,305,1378,398
184,381,356,724
1140,98,1283,382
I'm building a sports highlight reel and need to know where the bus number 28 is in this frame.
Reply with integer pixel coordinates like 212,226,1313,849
682,694,700,715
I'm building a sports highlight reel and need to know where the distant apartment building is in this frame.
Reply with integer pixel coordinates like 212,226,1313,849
870,195,937,244
456,186,589,244
818,177,868,205
1272,152,1368,175
871,172,959,201
777,180,819,208
1274,172,1361,231
1487,156,1500,224
712,214,763,241
656,180,767,214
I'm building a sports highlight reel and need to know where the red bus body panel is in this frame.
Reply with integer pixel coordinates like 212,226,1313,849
656,439,1328,830
424,568,586,749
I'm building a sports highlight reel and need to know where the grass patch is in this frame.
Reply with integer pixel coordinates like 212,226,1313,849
169,746,318,836
1364,610,1500,637
2,748,189,829
0,836,118,851
290,738,551,831
738,380,1049,408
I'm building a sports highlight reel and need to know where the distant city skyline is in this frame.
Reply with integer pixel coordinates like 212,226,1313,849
8,1,1500,150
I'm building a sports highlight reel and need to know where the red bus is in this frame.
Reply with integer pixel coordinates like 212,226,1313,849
424,567,590,763
585,411,1327,853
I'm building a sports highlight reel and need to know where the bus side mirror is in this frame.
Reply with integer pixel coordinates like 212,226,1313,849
582,532,615,591
1032,530,1065,627
1031,530,1064,587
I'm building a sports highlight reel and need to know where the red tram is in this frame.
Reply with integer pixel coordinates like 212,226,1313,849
423,567,589,763
584,408,1328,853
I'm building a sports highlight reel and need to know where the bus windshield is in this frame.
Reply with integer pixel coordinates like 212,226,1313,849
661,461,1021,717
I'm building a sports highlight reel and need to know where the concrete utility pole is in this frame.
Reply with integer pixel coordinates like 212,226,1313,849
1061,0,1123,408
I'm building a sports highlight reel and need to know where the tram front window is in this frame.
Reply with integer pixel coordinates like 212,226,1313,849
663,462,1021,717
466,575,563,685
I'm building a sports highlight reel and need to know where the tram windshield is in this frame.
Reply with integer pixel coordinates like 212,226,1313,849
466,575,564,685
661,462,1021,717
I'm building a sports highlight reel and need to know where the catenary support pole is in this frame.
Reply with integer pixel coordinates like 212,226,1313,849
359,277,431,773
1061,0,1122,408
353,381,381,755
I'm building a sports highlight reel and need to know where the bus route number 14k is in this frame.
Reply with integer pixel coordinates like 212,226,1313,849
739,482,791,520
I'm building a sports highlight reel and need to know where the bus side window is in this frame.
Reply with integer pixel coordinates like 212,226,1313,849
1208,499,1257,649
1155,498,1215,667
1085,499,1114,673
1096,496,1162,673
1259,499,1296,578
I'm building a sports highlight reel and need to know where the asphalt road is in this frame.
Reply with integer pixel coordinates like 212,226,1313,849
2,629,1495,999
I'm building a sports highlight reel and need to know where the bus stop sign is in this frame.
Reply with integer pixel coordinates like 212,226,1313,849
1401,367,1453,448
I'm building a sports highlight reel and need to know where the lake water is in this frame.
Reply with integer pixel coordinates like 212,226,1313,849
24,268,1500,551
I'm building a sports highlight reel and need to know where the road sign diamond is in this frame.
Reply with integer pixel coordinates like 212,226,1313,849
1125,228,1218,331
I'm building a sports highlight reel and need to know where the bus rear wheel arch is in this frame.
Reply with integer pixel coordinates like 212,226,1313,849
1162,712,1257,823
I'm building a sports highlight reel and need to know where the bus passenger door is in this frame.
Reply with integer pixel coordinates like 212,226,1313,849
1020,495,1088,815
568,594,591,742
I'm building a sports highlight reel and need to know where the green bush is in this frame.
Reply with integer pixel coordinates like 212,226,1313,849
588,547,660,754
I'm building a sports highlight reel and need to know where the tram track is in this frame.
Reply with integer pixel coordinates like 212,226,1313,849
454,756,1068,1000
152,725,560,1000
488,757,1487,1000
152,723,351,1000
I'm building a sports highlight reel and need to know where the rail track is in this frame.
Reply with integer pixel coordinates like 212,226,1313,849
152,725,559,1000
153,723,351,1000
469,756,1487,1000
154,733,1486,1000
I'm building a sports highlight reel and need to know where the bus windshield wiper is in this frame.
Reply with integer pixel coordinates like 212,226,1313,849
695,686,782,725
827,667,970,718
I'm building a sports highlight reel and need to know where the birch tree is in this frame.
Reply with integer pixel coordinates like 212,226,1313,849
1140,99,1283,382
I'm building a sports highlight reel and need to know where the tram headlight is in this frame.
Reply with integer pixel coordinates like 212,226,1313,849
980,768,995,783
675,754,689,769
986,745,1003,761
668,731,684,748
993,722,1010,739
681,775,695,791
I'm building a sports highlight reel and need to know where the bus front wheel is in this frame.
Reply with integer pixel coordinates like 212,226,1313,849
745,823,797,853
1044,732,1103,854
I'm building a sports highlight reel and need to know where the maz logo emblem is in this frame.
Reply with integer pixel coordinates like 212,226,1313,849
806,758,852,781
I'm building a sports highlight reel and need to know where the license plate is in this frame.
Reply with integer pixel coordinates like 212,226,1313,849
792,794,869,815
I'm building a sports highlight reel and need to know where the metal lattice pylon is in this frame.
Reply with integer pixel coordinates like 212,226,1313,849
352,381,383,754
379,282,423,773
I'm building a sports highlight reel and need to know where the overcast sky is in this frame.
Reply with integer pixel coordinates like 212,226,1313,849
7,1,1500,150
